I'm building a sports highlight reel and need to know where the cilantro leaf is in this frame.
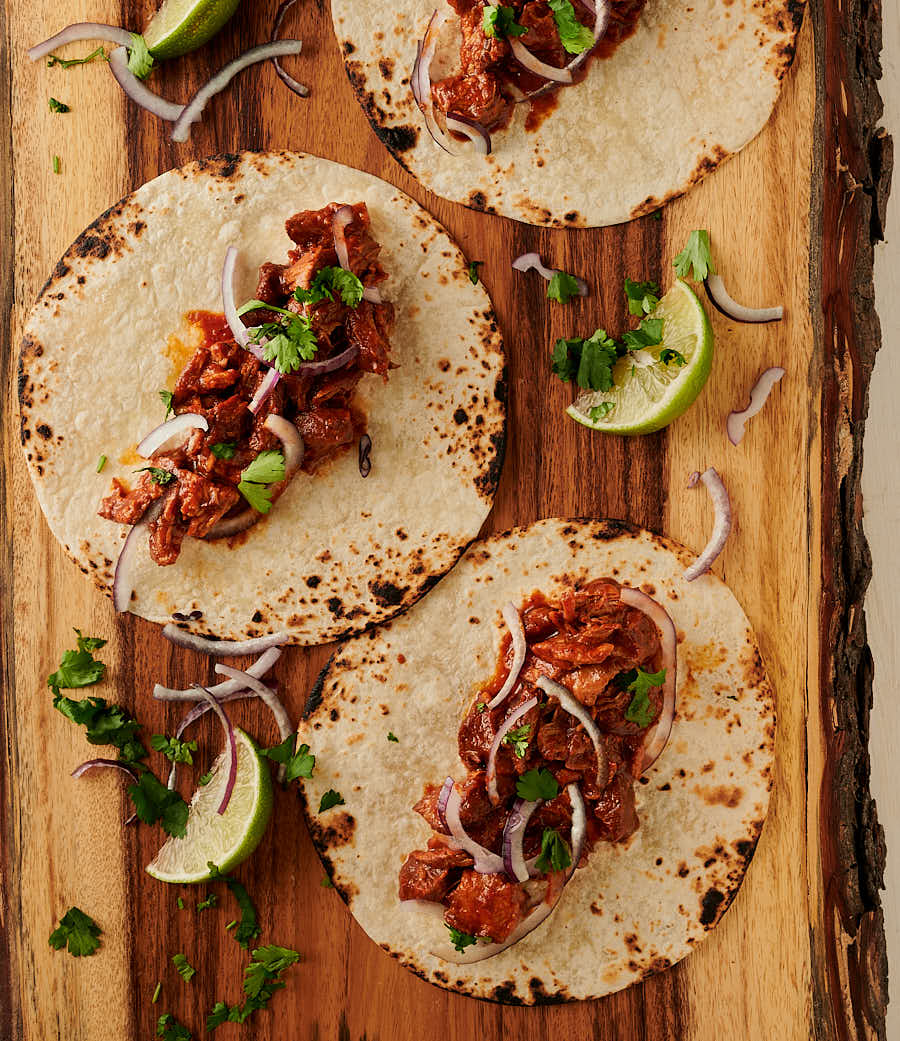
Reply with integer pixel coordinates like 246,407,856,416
483,5,528,38
207,1003,230,1031
549,0,594,53
589,402,614,422
621,316,664,351
96,454,107,473
172,953,196,982
52,155,61,174
150,734,197,765
547,271,582,304
516,768,559,801
46,46,107,68
49,97,70,113
243,946,300,999
320,875,334,888
624,667,666,728
156,1012,191,1041
467,260,483,285
502,723,532,758
263,736,315,782
152,981,162,1004
197,893,218,912
127,772,189,838
292,267,365,308
127,34,154,80
319,789,345,813
208,863,260,949
48,629,107,691
211,442,236,460
551,338,582,383
238,450,285,514
624,278,660,316
387,731,399,743
135,466,175,486
48,907,102,957
660,348,686,367
159,389,174,418
673,230,716,281
52,695,146,764
198,770,214,786
447,926,478,953
576,330,619,391
534,828,572,874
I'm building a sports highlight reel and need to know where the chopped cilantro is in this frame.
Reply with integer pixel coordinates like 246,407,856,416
207,1003,230,1030
225,920,237,931
516,768,559,802
135,466,175,486
291,266,365,308
207,946,301,1030
127,772,189,838
589,401,614,422
197,893,218,912
198,770,214,786
48,630,107,692
177,897,184,910
238,450,285,514
467,260,483,285
549,0,594,53
263,736,315,782
624,667,666,728
210,442,237,460
208,863,261,949
52,155,60,174
159,389,174,418
237,301,319,373
502,723,532,758
621,316,664,351
660,348,686,367
320,876,334,888
483,5,528,38
126,34,154,80
156,1012,191,1041
49,97,70,113
447,926,478,953
48,907,102,957
150,734,197,765
624,278,660,316
551,331,619,390
319,788,345,813
47,46,106,68
172,953,196,982
547,271,582,304
52,693,146,765
387,731,399,743
476,701,487,714
96,454,107,473
673,230,715,281
152,981,162,1004
534,828,572,873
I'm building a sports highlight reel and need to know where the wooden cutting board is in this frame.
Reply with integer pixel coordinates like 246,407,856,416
0,0,892,1038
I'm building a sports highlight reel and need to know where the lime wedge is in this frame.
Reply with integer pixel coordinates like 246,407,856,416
147,728,273,884
566,280,714,435
143,0,243,60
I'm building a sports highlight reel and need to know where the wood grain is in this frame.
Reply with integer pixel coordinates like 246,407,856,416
0,1,889,1039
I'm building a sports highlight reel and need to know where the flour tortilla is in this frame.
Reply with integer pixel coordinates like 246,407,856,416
334,0,804,227
298,518,775,1002
19,151,506,644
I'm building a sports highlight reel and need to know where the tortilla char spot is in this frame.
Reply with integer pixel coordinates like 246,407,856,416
369,579,409,607
641,956,672,979
343,40,355,55
378,57,395,79
326,597,345,617
624,933,640,952
590,901,602,915
698,784,743,808
251,610,264,623
491,982,523,1005
453,407,468,425
305,575,321,588
700,887,726,927
233,194,245,204
36,423,52,440
373,122,419,154
438,358,451,372
302,655,335,718
677,862,689,878
527,978,567,1004
468,191,487,211
129,220,146,237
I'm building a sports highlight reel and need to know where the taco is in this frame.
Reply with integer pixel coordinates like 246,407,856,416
298,518,774,1002
334,0,804,226
19,151,506,644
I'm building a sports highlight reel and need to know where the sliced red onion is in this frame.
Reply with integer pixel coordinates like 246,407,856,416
704,274,784,324
518,0,610,99
726,367,786,446
485,695,538,804
171,40,303,143
161,625,289,656
445,113,491,155
112,498,164,613
362,286,383,303
214,666,293,743
683,467,732,582
535,677,609,790
509,37,573,83
563,782,587,872
502,798,540,882
511,252,588,296
687,470,701,488
358,434,372,477
137,412,208,457
331,205,354,271
437,778,505,874
221,246,251,348
411,12,457,155
28,23,132,61
296,343,359,376
271,0,310,98
484,603,528,711
204,508,264,541
72,758,139,781
618,587,677,773
263,414,304,476
193,685,237,814
153,646,282,701
248,367,281,415
108,46,185,122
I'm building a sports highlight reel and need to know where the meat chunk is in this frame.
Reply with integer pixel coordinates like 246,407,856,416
347,300,395,376
398,845,473,902
444,871,527,942
459,5,508,74
432,71,512,129
592,771,639,842
98,476,164,525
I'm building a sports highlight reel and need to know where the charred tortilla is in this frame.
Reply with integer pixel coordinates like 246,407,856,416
298,518,774,1002
19,151,506,644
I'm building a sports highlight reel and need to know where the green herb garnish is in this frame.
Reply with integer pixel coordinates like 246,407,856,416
52,155,61,174
238,450,285,514
49,907,102,957
673,230,715,281
502,723,532,759
159,389,174,418
263,736,315,782
547,271,583,305
156,1012,191,1041
624,278,660,316
150,734,197,765
589,402,614,421
197,893,218,912
516,768,559,801
198,770,214,786
467,260,484,285
152,982,162,1004
126,34,153,80
533,828,572,873
47,46,106,68
660,348,686,367
483,5,528,38
96,454,107,473
49,97,70,113
208,863,260,949
549,0,594,53
447,926,478,953
135,466,175,486
172,953,196,982
128,772,189,838
291,266,365,308
319,788,345,813
206,945,301,1030
210,442,237,460
387,731,399,743
623,667,666,728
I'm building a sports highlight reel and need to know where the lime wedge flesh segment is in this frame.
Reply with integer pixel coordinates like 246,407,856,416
143,0,243,59
567,279,714,435
146,728,273,884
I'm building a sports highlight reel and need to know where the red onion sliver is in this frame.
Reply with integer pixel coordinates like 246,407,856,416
214,665,293,743
687,470,701,488
331,205,354,271
704,274,784,324
263,414,304,476
618,587,677,773
726,367,786,446
153,646,282,701
566,782,587,870
72,758,139,781
271,0,310,97
162,625,289,656
171,40,303,143
221,246,251,348
683,467,732,582
444,114,491,155
358,433,372,477
411,12,457,155
536,677,609,790
204,507,264,541
485,695,538,804
502,798,540,882
28,23,132,60
113,498,164,613
508,37,573,83
485,603,527,711
193,685,238,815
137,412,208,458
437,778,505,874
362,286,383,303
108,46,185,122
248,367,281,415
511,252,588,296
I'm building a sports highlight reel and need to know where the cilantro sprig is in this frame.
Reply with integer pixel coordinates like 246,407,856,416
48,629,107,692
238,450,285,514
621,667,666,728
126,34,154,80
547,271,583,305
49,907,102,957
624,278,660,316
208,863,261,949
291,266,365,308
534,828,572,874
502,723,532,759
156,1013,191,1041
128,772,189,838
516,768,559,802
46,46,107,68
447,926,478,953
673,230,715,282
263,736,315,782
172,953,196,982
319,789,345,813
135,466,175,486
549,0,594,53
150,734,197,765
467,260,483,285
207,945,300,1030
49,97,70,113
483,5,528,38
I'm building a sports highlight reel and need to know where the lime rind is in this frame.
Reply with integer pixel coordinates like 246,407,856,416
144,0,243,60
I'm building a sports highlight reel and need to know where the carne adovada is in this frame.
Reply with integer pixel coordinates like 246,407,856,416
19,152,505,643
299,519,775,1001
399,579,675,959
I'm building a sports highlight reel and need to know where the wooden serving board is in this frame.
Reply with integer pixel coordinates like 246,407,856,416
0,0,892,1038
